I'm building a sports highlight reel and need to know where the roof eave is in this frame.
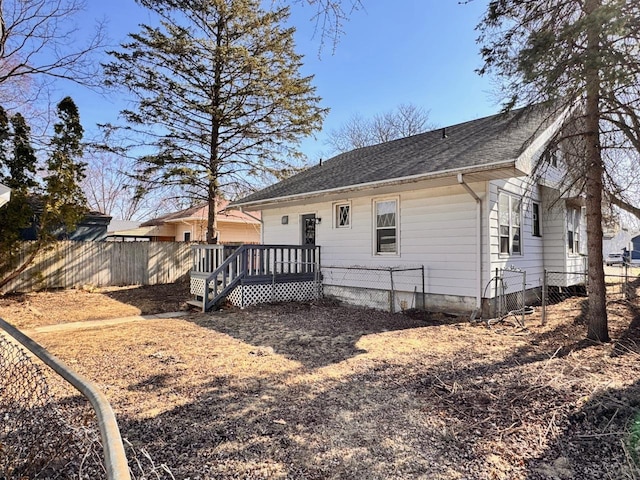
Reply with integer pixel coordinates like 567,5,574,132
230,160,523,210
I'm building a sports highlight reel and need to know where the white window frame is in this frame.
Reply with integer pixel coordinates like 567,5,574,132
373,197,399,256
498,192,522,256
183,231,192,242
567,207,580,255
334,202,351,229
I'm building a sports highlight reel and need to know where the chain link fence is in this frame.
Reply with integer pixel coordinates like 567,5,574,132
543,268,640,323
0,328,174,479
482,268,530,326
321,265,425,312
0,332,106,479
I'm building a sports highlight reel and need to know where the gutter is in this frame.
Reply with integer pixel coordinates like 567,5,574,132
457,173,482,313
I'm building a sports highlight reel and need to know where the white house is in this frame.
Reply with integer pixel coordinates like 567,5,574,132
226,105,587,315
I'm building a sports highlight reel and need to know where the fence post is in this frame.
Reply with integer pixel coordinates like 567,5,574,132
389,268,395,313
625,263,629,301
0,318,132,480
542,269,547,325
494,268,499,318
421,265,426,311
521,270,527,326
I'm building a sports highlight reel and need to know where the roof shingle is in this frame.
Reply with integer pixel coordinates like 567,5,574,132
232,105,556,206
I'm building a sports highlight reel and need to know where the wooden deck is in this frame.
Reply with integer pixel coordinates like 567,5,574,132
189,244,321,311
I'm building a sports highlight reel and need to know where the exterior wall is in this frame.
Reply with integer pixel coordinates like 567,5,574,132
261,183,485,313
488,178,586,294
175,222,196,242
540,188,587,286
487,178,545,297
217,221,261,244
173,220,260,244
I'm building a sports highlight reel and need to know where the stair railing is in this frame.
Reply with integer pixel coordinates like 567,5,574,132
202,245,248,311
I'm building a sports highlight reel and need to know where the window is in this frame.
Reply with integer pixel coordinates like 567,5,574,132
567,208,580,254
532,202,541,237
375,199,397,254
183,231,191,242
335,203,350,228
499,192,522,255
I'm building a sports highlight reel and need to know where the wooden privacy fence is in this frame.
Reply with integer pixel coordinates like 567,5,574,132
1,241,192,293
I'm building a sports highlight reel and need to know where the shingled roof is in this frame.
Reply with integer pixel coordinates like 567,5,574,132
231,105,559,208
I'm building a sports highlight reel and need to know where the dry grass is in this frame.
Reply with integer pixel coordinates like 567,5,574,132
2,285,640,479
0,282,190,329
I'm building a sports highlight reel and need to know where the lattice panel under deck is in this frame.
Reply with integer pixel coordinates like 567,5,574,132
227,281,320,308
190,277,205,296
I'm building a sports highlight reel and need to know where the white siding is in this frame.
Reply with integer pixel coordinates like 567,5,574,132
540,188,587,285
262,183,485,301
541,188,567,273
487,177,545,295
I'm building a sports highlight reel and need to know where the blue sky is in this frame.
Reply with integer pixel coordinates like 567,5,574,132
68,0,495,161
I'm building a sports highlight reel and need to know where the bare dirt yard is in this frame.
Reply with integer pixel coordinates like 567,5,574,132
1,284,640,479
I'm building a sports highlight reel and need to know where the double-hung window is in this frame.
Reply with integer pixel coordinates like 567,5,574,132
499,192,522,255
375,199,397,254
567,208,580,255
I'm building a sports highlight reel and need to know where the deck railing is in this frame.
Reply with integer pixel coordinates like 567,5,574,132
191,244,240,274
191,244,320,276
192,244,320,311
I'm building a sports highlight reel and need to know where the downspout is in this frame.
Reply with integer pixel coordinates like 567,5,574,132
457,173,482,314
239,207,264,244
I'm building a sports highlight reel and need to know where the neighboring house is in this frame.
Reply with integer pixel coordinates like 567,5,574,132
107,220,142,241
113,200,261,244
20,210,113,242
0,183,10,208
229,105,587,315
602,226,632,257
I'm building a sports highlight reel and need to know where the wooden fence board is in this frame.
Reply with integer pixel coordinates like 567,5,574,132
1,241,193,293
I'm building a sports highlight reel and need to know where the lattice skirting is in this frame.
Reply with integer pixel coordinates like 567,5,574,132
190,276,220,297
190,276,205,296
227,281,320,308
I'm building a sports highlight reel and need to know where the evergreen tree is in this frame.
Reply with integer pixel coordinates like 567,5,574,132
476,0,640,342
0,98,87,289
42,96,87,238
0,107,38,281
103,0,327,243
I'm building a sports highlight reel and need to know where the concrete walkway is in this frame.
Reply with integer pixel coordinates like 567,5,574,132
22,311,189,335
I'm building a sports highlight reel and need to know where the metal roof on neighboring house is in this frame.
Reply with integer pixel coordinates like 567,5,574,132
230,105,560,208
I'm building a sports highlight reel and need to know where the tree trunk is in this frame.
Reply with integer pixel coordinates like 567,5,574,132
206,16,225,245
584,0,609,342
0,242,42,291
206,187,217,244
